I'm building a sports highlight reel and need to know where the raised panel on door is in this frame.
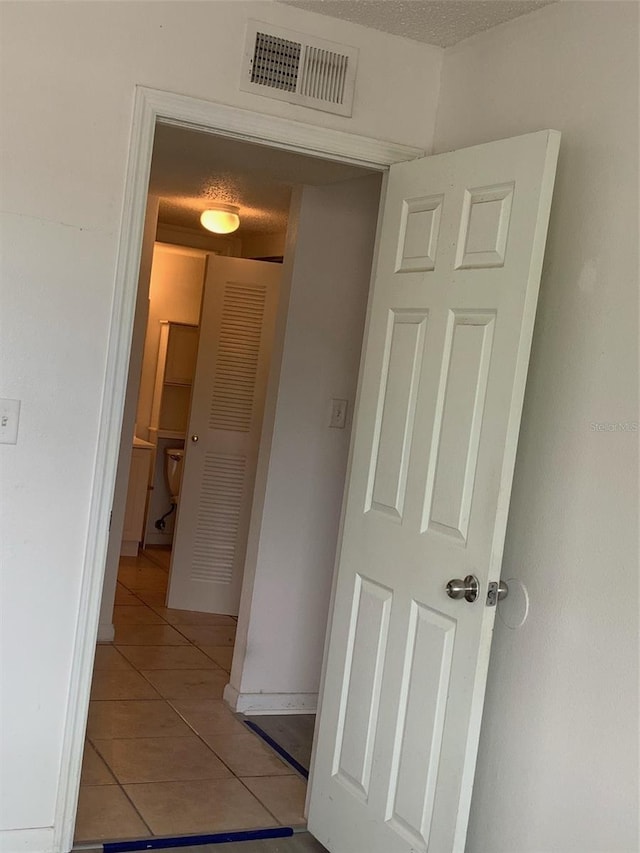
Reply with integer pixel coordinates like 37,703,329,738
167,257,281,615
422,311,496,541
308,131,560,853
366,311,428,521
385,602,456,847
332,574,393,800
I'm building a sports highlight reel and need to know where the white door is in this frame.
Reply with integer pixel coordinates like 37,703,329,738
167,256,281,614
308,130,560,852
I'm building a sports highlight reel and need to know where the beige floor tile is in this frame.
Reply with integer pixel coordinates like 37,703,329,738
176,624,237,647
113,605,166,625
199,646,234,672
142,547,172,571
123,778,278,835
74,785,150,842
134,589,168,606
114,624,189,646
87,700,193,740
201,731,293,777
80,742,116,785
141,669,229,700
116,645,219,671
152,607,237,626
241,775,307,826
138,553,168,569
118,555,145,568
115,585,141,606
94,736,231,784
168,699,249,737
118,566,168,590
118,578,168,596
90,669,160,701
93,645,134,671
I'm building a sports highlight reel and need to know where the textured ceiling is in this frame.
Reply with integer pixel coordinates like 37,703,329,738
150,123,375,235
284,0,556,47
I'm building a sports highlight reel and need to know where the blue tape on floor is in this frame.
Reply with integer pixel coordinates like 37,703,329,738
242,720,310,780
103,826,294,852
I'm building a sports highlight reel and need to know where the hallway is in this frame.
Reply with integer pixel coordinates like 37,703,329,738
75,553,307,843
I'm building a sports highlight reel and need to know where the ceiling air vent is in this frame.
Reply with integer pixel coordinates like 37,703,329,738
240,22,358,117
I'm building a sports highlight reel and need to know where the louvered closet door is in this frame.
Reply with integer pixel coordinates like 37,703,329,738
167,257,281,615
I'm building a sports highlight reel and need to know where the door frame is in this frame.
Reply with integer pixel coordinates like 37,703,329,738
55,85,424,850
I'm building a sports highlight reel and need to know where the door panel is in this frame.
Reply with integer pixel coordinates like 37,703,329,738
167,257,280,615
367,311,427,521
308,131,560,852
386,601,456,847
333,575,392,798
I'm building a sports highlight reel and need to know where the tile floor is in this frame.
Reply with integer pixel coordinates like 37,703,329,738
75,551,308,844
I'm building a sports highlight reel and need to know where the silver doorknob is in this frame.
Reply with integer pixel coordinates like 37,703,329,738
191,434,199,443
446,574,479,603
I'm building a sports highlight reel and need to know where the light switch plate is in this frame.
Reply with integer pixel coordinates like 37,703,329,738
0,399,21,444
329,398,348,429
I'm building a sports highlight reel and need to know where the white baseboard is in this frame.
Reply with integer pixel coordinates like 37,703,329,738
143,532,173,547
224,683,318,715
0,827,55,853
96,621,115,643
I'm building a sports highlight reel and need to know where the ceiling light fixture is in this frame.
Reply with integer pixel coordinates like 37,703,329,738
200,204,240,235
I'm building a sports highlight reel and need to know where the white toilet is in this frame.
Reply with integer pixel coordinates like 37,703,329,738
164,447,185,505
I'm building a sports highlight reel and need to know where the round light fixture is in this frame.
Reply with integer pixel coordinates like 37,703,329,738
200,204,240,235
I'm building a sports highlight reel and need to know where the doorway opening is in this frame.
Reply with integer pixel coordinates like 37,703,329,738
74,118,383,844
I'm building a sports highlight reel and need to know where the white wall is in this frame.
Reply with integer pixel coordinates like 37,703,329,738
0,1,441,846
228,174,382,713
432,3,639,851
241,231,288,259
155,222,241,257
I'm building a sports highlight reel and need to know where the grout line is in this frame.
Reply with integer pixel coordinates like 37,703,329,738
90,734,199,742
234,775,286,827
117,780,155,837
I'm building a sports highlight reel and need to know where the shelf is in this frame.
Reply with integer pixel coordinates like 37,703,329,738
156,429,186,440
149,322,197,443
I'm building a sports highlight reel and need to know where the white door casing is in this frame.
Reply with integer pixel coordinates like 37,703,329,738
167,256,281,615
56,85,422,852
308,130,560,852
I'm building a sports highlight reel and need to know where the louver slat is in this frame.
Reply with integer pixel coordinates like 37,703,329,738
191,453,247,584
209,283,267,433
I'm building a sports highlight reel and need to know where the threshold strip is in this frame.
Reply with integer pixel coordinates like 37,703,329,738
103,826,294,852
242,720,309,780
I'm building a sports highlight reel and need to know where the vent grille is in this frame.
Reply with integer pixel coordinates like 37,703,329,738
251,32,301,91
191,452,246,584
300,45,350,105
241,22,357,116
209,282,267,433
